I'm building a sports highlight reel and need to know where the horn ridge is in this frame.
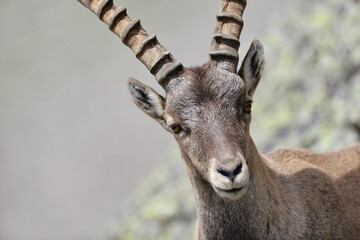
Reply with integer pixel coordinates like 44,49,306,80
210,0,247,73
77,0,183,89
106,6,127,29
120,18,141,42
135,34,156,56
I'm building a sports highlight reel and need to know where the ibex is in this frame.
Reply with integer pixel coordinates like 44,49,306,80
77,0,360,239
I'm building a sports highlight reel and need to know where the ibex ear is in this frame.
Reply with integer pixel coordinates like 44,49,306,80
239,40,265,97
128,78,166,126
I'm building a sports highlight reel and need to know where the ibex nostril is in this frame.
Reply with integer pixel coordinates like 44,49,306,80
233,164,242,176
217,168,231,177
217,164,242,180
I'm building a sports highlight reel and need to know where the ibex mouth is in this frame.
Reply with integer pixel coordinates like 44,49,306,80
213,185,248,200
214,186,243,193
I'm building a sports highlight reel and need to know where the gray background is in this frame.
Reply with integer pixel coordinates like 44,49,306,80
0,0,291,239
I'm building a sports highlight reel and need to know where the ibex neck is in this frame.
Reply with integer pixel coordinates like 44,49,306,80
180,139,287,239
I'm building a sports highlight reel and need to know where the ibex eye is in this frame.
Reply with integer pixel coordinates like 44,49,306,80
170,124,182,134
244,101,252,113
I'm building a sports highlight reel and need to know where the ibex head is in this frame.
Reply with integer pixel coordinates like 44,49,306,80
79,0,264,201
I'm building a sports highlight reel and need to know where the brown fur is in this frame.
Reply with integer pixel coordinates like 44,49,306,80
79,0,360,238
190,141,360,239
129,61,360,239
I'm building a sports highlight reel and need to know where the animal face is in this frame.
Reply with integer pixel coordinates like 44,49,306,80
166,68,251,200
129,40,265,200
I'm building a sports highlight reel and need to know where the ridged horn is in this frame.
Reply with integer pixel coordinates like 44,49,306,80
77,0,183,89
209,0,247,73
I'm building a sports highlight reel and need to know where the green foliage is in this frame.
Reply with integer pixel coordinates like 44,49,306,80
253,0,360,152
107,0,360,239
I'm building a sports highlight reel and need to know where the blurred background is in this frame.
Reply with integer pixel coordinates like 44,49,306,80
0,0,359,239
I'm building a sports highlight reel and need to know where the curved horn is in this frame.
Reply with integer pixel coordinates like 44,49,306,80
77,0,183,89
209,0,247,73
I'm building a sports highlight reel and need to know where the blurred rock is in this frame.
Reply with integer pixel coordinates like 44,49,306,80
253,0,360,152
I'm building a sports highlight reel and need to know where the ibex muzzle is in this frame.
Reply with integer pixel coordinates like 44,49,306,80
210,153,249,200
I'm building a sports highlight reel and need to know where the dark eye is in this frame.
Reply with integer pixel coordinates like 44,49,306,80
170,124,182,134
243,101,252,113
